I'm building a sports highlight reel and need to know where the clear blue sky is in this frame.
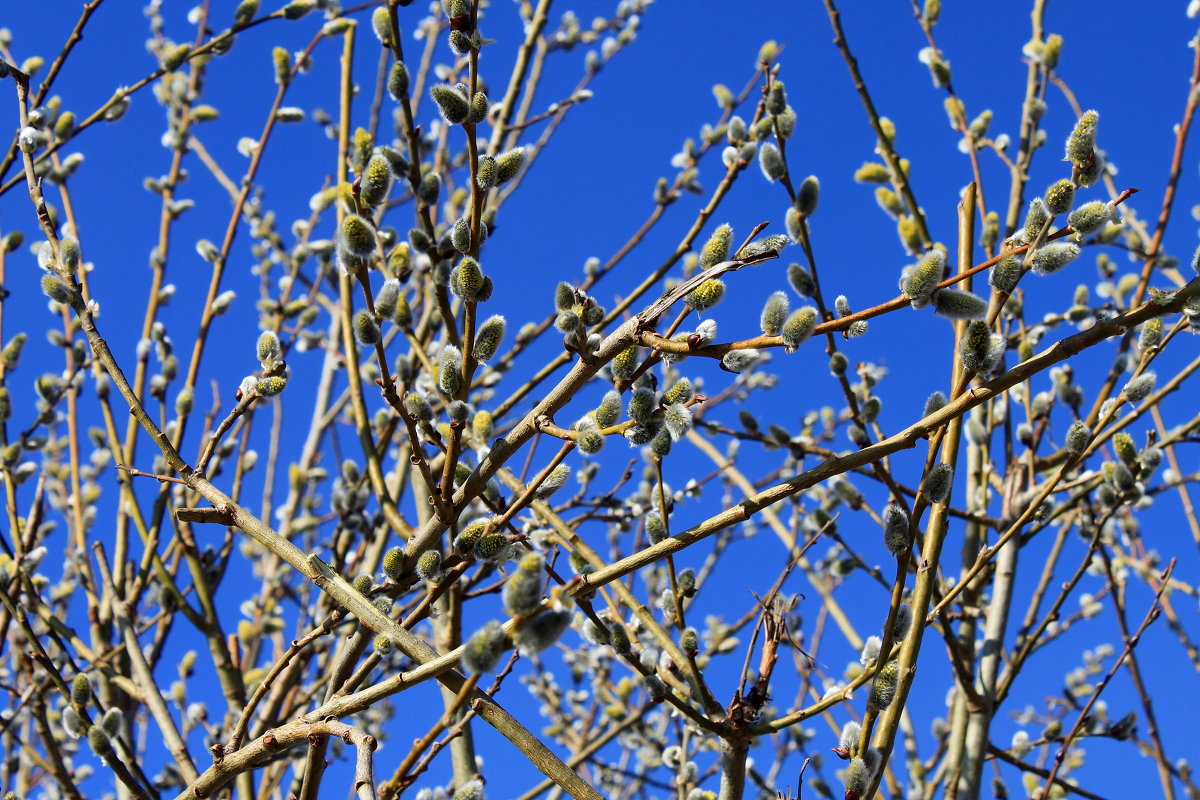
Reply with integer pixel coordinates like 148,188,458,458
1,1,1198,798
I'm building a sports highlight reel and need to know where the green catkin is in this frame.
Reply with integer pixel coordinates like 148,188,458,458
474,533,509,561
796,175,820,216
989,254,1023,293
41,274,73,304
383,546,405,581
257,331,281,366
430,84,469,123
473,315,505,362
876,186,903,217
554,281,575,311
577,428,605,455
71,674,90,705
933,288,987,320
781,307,817,350
476,155,497,188
1065,110,1099,167
1068,201,1111,235
1043,178,1075,215
374,634,394,655
1030,242,1080,275
758,142,786,182
1065,420,1090,453
1123,371,1156,403
461,621,507,673
537,464,571,499
387,62,410,101
844,758,869,800
256,375,287,395
340,214,376,258
1139,317,1162,351
829,352,848,377
854,162,890,183
869,661,900,711
415,549,443,583
472,409,493,442
454,520,488,555
374,279,401,321
451,257,484,300
882,504,908,555
493,147,526,186
903,247,945,308
760,291,789,335
981,211,1000,251
504,552,545,616
627,389,656,423
664,403,693,441
646,510,667,544
1113,432,1138,466
686,279,725,311
699,224,733,268
515,609,571,655
595,390,622,427
439,346,463,395
960,320,993,372
924,391,946,416
721,349,758,373
353,310,380,346
787,263,815,297
272,47,291,86
1023,198,1049,242
405,392,433,422
663,378,693,406
360,155,393,208
921,463,954,504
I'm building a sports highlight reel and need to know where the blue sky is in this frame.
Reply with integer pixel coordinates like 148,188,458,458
1,1,1199,799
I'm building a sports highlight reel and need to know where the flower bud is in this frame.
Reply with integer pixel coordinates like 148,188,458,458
472,409,493,442
360,154,393,208
71,673,91,706
493,147,526,186
685,279,725,311
664,403,693,441
611,345,639,382
595,390,622,428
256,375,287,395
41,273,74,304
721,349,759,373
882,504,909,555
1113,432,1138,466
1139,317,1162,351
627,388,656,423
578,428,605,455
